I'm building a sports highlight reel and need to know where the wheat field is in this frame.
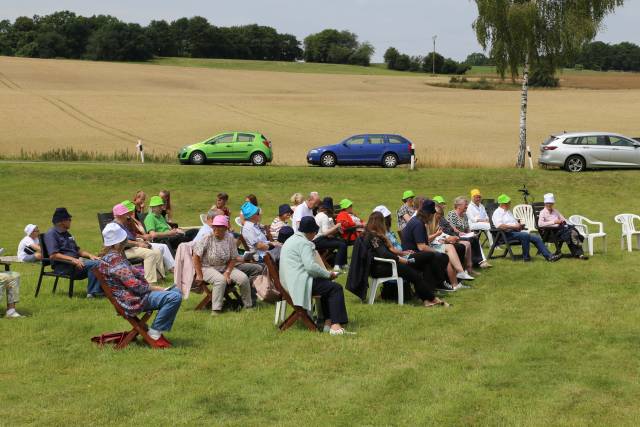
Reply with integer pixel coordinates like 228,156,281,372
1,56,639,167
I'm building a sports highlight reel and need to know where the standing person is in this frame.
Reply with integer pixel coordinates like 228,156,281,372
43,208,102,297
17,224,42,262
112,203,165,285
538,193,587,260
271,204,293,240
314,198,348,272
466,189,493,247
396,190,416,232
336,199,364,243
193,215,255,315
211,192,231,217
241,202,280,260
133,190,147,222
144,196,196,254
492,194,560,262
0,270,23,317
99,223,182,348
280,217,352,335
292,192,321,231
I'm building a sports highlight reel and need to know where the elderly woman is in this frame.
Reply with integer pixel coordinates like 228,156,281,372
193,215,254,315
17,224,42,262
280,216,352,335
466,189,493,246
396,190,416,231
446,196,492,269
538,193,587,260
99,223,182,348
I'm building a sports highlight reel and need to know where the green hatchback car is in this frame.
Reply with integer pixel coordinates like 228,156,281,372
178,132,273,166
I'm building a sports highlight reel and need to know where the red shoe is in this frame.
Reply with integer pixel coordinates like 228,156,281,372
149,334,172,349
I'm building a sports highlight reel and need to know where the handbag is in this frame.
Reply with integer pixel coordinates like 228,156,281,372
254,266,281,303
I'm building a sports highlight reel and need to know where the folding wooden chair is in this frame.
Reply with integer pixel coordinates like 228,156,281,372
194,277,245,311
91,268,163,349
264,253,317,332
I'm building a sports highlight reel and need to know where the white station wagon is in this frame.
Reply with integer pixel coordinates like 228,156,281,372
539,132,640,172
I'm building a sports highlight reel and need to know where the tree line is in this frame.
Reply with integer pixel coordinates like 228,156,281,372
383,48,492,74
570,41,640,72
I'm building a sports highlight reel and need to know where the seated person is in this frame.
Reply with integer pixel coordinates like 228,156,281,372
271,204,293,240
396,190,416,232
445,196,492,269
193,215,254,315
538,193,587,260
314,198,347,272
0,270,23,317
158,189,175,225
292,192,321,231
195,209,224,242
133,190,146,222
99,223,181,348
18,224,42,262
364,211,447,308
211,192,231,217
280,217,352,335
289,192,304,211
466,189,493,246
241,202,281,261
427,200,468,290
112,203,165,285
44,208,102,297
144,196,197,254
336,199,364,243
268,226,294,263
492,194,560,262
121,200,175,273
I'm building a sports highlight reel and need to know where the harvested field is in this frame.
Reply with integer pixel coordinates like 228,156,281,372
1,56,639,167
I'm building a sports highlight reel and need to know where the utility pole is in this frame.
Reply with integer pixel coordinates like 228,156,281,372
432,35,437,74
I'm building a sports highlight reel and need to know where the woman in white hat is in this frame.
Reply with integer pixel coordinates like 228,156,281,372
99,223,182,348
17,224,42,262
538,193,587,260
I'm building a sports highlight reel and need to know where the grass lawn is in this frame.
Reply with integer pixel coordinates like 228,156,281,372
1,162,639,425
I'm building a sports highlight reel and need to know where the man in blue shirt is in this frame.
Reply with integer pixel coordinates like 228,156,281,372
43,208,102,297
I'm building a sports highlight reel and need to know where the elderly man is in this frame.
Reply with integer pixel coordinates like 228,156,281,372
492,194,560,262
280,216,352,335
43,207,102,297
241,202,281,261
538,193,587,260
466,189,493,247
195,208,225,242
292,192,321,231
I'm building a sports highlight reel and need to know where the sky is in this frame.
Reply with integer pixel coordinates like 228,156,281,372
4,0,639,62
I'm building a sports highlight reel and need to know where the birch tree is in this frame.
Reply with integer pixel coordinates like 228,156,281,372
472,0,624,167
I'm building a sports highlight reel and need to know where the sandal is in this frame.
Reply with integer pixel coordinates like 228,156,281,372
424,299,450,308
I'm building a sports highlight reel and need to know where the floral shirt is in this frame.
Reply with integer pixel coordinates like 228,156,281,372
446,210,470,234
396,204,415,231
99,251,150,316
193,232,238,269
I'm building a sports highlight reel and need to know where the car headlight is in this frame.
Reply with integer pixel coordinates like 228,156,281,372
309,150,318,154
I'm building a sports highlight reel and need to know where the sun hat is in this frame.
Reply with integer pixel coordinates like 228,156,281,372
24,224,37,236
278,204,293,216
373,205,391,218
277,226,294,243
420,200,436,214
121,200,136,212
112,203,130,217
298,216,320,233
212,215,229,227
241,201,259,219
432,195,446,204
402,190,415,201
52,207,72,224
321,197,334,210
543,193,555,204
470,189,481,197
149,196,164,207
339,199,353,210
102,223,128,246
497,194,511,204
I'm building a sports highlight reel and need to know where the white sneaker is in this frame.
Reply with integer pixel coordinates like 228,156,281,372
452,283,465,291
5,309,23,318
456,271,474,281
329,328,356,336
333,265,341,272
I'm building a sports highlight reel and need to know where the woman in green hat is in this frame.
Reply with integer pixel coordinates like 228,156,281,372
396,190,416,232
336,199,363,243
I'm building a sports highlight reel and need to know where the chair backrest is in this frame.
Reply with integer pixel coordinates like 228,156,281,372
235,216,244,228
92,267,128,318
481,199,495,208
200,214,208,226
513,204,537,231
484,203,499,227
531,202,545,228
39,235,52,267
97,212,115,233
614,214,640,234
263,253,293,306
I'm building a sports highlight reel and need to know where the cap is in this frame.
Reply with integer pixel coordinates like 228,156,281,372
112,203,130,217
402,190,415,201
52,207,72,224
298,216,320,233
420,200,436,214
24,224,37,236
277,226,294,243
373,205,391,217
339,199,353,210
278,204,293,216
102,222,128,246
432,195,445,204
121,200,136,212
149,196,164,207
212,215,229,227
241,201,259,219
497,194,511,204
544,193,555,204
470,189,481,197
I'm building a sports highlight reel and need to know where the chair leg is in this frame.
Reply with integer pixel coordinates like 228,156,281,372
274,301,282,326
114,329,139,350
368,279,379,305
397,278,404,306
279,311,300,331
53,277,59,293
603,236,607,254
627,235,632,252
35,272,44,297
68,278,75,298
587,237,593,256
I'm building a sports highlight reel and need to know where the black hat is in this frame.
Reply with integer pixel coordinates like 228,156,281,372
52,207,72,224
420,200,436,214
298,216,320,233
278,204,293,217
277,226,294,243
320,197,334,210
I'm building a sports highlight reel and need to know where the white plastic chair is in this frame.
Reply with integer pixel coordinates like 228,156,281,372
199,214,207,226
568,215,607,256
513,204,538,234
235,216,244,228
367,258,404,305
614,214,640,252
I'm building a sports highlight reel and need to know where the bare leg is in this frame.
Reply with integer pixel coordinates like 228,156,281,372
459,240,473,271
445,244,464,272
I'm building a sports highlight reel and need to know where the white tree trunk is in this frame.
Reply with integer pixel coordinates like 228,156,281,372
517,58,529,168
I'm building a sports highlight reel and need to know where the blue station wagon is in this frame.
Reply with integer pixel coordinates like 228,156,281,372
307,134,415,168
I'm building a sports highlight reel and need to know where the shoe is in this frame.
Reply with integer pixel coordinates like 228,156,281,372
578,255,589,260
523,257,532,262
456,283,472,289
329,328,356,336
456,271,474,281
5,310,23,318
211,310,223,316
323,325,331,333
438,282,456,292
86,293,94,299
333,265,341,272
479,261,493,268
155,334,172,348
546,254,561,262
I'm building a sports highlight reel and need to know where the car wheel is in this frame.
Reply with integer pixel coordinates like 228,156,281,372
320,152,337,167
565,155,586,172
251,152,266,166
382,153,398,168
189,151,206,165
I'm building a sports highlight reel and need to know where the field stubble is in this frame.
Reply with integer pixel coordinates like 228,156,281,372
1,56,640,167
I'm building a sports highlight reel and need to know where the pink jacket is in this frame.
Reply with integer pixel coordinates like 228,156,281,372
538,208,566,228
174,241,195,299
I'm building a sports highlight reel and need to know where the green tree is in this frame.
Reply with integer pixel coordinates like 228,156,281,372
146,20,176,56
383,47,400,69
303,29,363,64
349,42,374,66
85,21,152,61
423,52,444,73
473,0,625,167
465,52,491,66
394,54,411,71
